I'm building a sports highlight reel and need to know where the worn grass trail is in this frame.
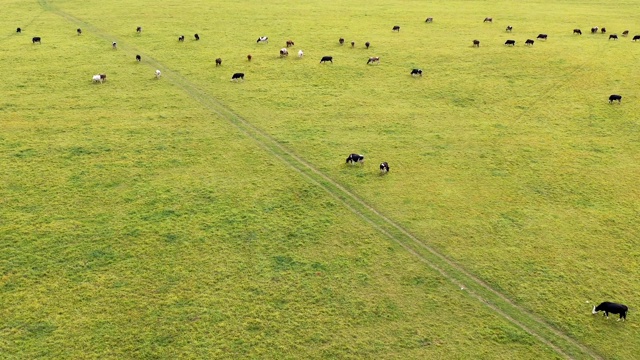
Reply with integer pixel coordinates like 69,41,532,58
32,0,605,358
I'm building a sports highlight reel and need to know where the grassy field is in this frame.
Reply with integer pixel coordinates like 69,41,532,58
1,0,640,358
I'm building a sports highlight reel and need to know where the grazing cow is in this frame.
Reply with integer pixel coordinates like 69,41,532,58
298,50,304,58
484,17,493,23
320,56,333,63
425,17,433,23
346,153,365,164
155,70,161,78
365,41,370,49
591,27,599,34
633,35,640,41
411,68,423,76
231,72,245,81
380,162,389,173
525,39,534,46
136,26,142,33
247,54,252,61
280,48,289,57
286,40,294,47
367,56,380,64
32,36,41,44
100,74,107,82
92,74,103,83
473,39,480,47
112,41,117,49
257,36,268,43
392,25,400,31
505,39,516,46
573,29,582,35
601,27,606,34
16,27,21,33
215,58,222,66
622,30,629,37
609,34,618,40
609,94,622,103
339,37,345,45
592,302,628,321
351,41,355,48
537,34,547,40
506,25,513,32
136,54,141,62
194,33,200,40
178,35,184,42
77,28,82,35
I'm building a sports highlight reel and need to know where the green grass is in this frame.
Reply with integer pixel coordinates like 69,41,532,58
2,0,640,358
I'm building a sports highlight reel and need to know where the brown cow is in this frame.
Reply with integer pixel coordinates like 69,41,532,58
215,58,222,66
367,56,380,64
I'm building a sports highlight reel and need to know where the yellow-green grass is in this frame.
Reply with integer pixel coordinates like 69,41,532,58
2,0,640,358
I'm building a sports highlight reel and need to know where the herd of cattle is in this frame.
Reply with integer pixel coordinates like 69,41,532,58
15,16,632,320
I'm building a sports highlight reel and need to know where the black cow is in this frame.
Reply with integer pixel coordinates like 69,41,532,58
346,153,364,164
609,34,618,40
592,302,628,321
537,34,547,40
136,26,142,33
136,54,141,62
411,68,423,76
320,56,333,63
609,94,622,103
622,30,629,37
215,58,222,66
392,25,400,32
339,37,345,45
77,28,82,35
178,35,184,42
380,162,389,173
573,29,582,35
633,35,640,41
16,27,21,33
506,25,513,32
351,41,355,48
231,72,245,81
365,41,370,49
32,36,41,44
525,39,534,46
505,39,516,46
425,17,433,23
194,33,200,40
473,39,480,47
591,27,599,34
483,17,493,23
601,27,607,34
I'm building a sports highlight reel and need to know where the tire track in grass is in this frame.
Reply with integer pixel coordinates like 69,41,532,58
38,1,601,358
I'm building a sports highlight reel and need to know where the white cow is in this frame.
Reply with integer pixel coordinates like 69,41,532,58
298,50,304,58
92,74,103,83
257,36,268,43
280,48,288,57
155,69,161,78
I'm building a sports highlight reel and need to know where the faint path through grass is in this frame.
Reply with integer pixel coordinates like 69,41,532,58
37,0,603,358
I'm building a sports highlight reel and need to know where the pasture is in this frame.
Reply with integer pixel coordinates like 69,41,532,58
1,0,640,358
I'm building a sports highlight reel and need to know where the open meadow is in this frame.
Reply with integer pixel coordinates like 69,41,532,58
1,0,640,358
